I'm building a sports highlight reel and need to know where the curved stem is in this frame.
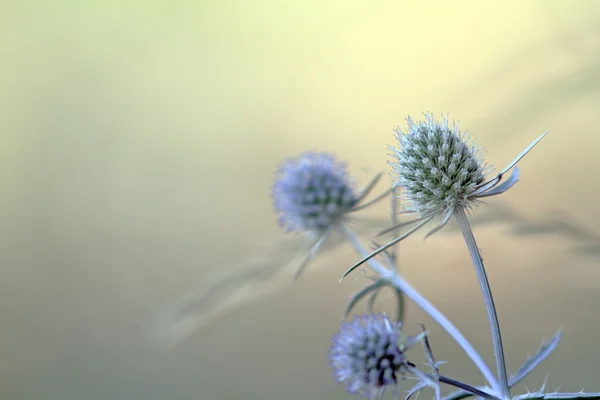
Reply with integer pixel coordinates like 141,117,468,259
439,375,501,400
341,226,501,395
454,207,510,399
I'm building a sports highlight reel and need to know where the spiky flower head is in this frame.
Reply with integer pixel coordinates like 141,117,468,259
329,313,415,399
389,113,493,215
272,151,359,233
343,114,547,273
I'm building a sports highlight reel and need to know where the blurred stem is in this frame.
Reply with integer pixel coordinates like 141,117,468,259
390,187,399,267
390,187,405,322
454,207,510,400
341,226,501,395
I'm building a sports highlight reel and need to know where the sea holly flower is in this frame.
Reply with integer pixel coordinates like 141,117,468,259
272,151,389,279
344,113,548,271
273,151,359,233
342,113,548,400
329,314,502,400
329,313,420,399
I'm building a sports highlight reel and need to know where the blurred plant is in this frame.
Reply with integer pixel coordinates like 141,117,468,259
149,153,397,351
271,151,391,280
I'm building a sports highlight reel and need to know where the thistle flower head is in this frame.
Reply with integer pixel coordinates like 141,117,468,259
329,313,415,399
389,113,492,215
341,112,548,280
272,151,359,233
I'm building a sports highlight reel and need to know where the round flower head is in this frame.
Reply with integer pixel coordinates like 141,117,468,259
390,113,492,215
344,112,547,275
272,151,390,280
329,313,415,399
272,151,359,233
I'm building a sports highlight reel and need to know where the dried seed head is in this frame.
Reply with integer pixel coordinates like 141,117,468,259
272,151,358,233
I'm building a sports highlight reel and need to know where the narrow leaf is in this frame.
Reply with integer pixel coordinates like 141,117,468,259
367,286,382,313
395,288,405,323
423,208,454,240
476,167,520,198
419,324,439,376
339,217,432,282
349,187,392,213
377,212,436,237
442,389,479,400
354,171,384,204
344,280,385,318
515,392,600,400
406,382,429,400
444,330,561,400
294,231,331,281
499,131,549,177
509,330,562,386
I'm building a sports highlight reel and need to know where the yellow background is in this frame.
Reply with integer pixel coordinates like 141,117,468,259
1,1,599,399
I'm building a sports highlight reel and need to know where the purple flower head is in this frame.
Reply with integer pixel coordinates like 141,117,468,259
329,313,413,399
272,151,358,233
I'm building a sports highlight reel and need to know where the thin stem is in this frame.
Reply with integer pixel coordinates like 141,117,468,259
439,375,501,400
389,188,405,322
454,207,510,399
341,226,501,395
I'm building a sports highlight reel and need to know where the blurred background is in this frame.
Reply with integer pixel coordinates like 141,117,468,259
1,0,600,399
